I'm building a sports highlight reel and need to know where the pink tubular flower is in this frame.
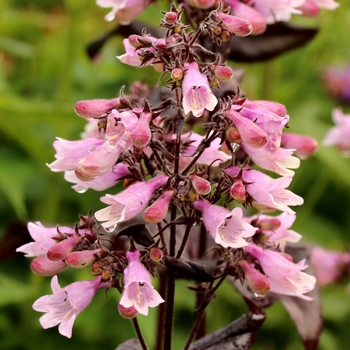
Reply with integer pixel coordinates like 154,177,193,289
119,250,164,315
117,37,165,68
239,260,270,295
242,142,300,176
95,175,168,229
281,133,318,159
226,0,266,34
323,108,350,154
181,132,231,167
16,222,75,258
225,108,268,148
322,66,350,104
247,213,301,250
96,0,150,24
243,169,303,214
245,244,316,300
182,62,218,118
310,247,350,286
33,276,108,338
31,256,67,276
64,163,131,193
74,98,120,118
192,199,257,248
216,12,253,37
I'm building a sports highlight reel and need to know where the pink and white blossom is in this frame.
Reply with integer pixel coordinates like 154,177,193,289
245,244,316,300
192,199,257,248
310,247,350,286
96,0,150,24
323,108,350,154
182,62,218,118
16,222,75,258
119,250,164,315
95,175,168,229
33,276,108,338
245,169,303,214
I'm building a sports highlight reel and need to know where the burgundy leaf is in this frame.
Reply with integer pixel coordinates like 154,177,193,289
115,339,143,350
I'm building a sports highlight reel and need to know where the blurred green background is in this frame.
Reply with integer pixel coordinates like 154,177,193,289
1,0,350,349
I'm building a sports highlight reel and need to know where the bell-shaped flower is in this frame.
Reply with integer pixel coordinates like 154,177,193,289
95,175,168,229
182,62,218,118
240,168,303,214
119,250,164,315
323,108,350,154
192,199,257,248
47,138,104,173
33,275,109,338
96,0,150,25
241,141,300,176
245,244,316,300
16,222,75,258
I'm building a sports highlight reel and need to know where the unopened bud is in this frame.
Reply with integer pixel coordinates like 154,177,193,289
188,189,199,202
150,247,163,262
189,175,211,195
144,190,174,224
74,98,119,118
91,261,103,275
164,11,178,24
118,304,138,319
131,112,152,148
281,133,318,159
128,34,142,48
211,77,220,88
65,249,100,269
47,235,81,261
31,256,67,276
213,65,233,81
213,25,222,36
216,13,252,37
174,24,183,33
171,68,184,81
239,260,270,295
230,181,246,204
166,33,182,45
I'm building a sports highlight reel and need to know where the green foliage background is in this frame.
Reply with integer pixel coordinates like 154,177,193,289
0,0,349,349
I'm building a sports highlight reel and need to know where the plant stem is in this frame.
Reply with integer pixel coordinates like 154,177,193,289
132,318,149,350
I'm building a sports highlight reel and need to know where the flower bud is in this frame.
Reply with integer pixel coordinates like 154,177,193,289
230,181,246,204
46,235,81,261
239,260,270,296
297,0,320,17
131,112,152,148
65,249,100,269
144,190,174,224
171,68,184,81
189,175,211,195
31,256,67,276
281,133,318,159
216,13,252,37
149,247,163,262
213,65,233,81
91,261,103,275
213,25,222,36
118,304,139,319
74,98,119,118
164,11,178,24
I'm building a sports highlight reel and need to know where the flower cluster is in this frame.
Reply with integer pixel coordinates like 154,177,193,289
16,0,342,347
